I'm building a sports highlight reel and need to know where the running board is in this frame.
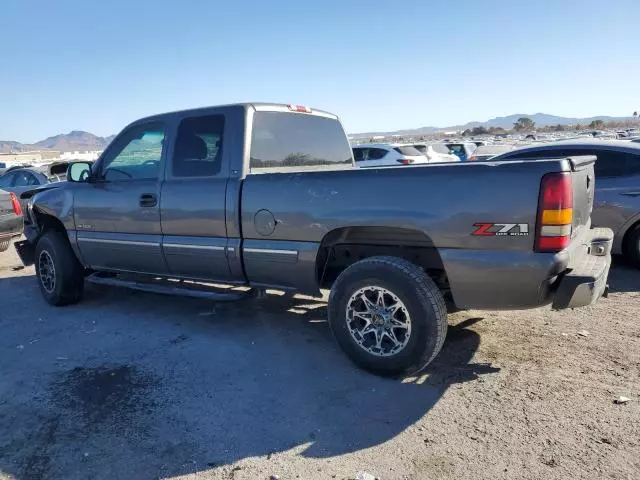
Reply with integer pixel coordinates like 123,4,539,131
86,273,259,301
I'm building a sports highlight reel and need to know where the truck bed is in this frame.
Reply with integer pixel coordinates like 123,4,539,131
240,158,595,309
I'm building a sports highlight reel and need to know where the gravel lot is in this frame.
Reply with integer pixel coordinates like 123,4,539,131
1,246,639,480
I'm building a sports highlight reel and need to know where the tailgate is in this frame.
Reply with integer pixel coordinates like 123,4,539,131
567,155,596,240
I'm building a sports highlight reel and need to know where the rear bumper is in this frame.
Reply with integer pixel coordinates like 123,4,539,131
551,227,612,309
439,227,613,311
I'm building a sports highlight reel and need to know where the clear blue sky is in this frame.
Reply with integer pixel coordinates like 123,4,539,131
1,0,638,143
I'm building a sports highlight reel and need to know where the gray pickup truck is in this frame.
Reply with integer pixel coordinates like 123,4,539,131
15,103,613,375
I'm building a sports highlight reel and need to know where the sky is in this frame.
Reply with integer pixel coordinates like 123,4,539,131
1,0,639,143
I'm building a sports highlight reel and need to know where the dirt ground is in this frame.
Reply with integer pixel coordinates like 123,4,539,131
0,246,639,480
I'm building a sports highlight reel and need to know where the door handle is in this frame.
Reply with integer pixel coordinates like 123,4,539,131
139,193,157,207
620,191,640,198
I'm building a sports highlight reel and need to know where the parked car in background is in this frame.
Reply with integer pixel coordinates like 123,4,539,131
444,142,476,161
493,140,640,266
468,144,517,161
0,163,69,196
352,143,427,167
0,162,7,175
0,188,23,253
408,143,460,163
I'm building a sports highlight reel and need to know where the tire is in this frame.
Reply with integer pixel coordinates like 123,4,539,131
35,230,85,306
328,256,448,377
624,224,640,268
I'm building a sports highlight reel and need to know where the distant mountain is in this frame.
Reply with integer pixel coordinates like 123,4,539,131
0,130,115,154
351,113,632,138
33,130,109,151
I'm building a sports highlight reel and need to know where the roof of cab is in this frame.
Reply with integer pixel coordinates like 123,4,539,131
127,103,338,127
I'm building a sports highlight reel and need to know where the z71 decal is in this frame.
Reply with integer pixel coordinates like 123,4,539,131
472,223,529,236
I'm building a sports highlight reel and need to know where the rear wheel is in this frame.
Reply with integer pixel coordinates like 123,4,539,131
624,224,640,268
328,256,448,376
35,231,85,306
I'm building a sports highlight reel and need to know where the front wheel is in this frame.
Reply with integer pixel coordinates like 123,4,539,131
35,231,85,306
328,256,448,376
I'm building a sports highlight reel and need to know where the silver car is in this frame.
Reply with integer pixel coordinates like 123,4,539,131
493,140,640,266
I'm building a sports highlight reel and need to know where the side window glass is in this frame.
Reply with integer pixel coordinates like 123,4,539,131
0,173,15,188
625,153,640,175
593,151,629,178
368,148,388,160
352,148,366,162
173,115,225,177
100,122,165,181
13,171,38,186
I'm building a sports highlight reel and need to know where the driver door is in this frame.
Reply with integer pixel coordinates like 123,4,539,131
74,121,169,275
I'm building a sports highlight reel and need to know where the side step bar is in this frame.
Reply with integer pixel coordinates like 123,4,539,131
87,273,261,302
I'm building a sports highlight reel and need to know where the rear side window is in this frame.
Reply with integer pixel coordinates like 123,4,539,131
499,147,639,178
250,112,352,172
0,172,15,188
413,145,427,154
368,148,388,159
13,171,39,186
626,153,640,175
592,150,634,178
393,146,422,156
431,144,450,154
352,148,366,162
173,115,225,177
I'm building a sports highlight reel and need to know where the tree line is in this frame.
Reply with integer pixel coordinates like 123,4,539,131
462,116,639,137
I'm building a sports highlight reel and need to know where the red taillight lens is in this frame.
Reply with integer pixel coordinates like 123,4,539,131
9,192,22,216
540,173,573,210
396,158,415,165
535,173,573,253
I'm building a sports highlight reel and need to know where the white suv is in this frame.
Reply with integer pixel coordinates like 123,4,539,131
352,144,428,167
409,143,460,163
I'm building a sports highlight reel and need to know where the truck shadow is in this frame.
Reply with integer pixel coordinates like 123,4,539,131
0,275,499,479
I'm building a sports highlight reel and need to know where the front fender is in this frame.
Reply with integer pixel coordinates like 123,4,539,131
31,186,76,233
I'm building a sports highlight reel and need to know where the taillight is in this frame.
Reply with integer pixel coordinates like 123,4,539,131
396,158,415,165
535,173,573,252
9,192,22,216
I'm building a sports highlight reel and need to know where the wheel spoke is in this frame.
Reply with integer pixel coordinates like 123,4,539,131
374,329,383,350
382,329,402,348
360,324,376,337
376,290,386,308
359,293,376,311
390,317,409,329
346,285,412,357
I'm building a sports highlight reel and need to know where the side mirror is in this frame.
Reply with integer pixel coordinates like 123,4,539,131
67,162,93,182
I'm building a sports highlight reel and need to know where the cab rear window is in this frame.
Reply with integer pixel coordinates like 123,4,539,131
250,112,352,172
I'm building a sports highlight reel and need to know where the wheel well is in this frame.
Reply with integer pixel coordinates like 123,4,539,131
316,226,449,293
622,219,640,254
34,211,67,236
